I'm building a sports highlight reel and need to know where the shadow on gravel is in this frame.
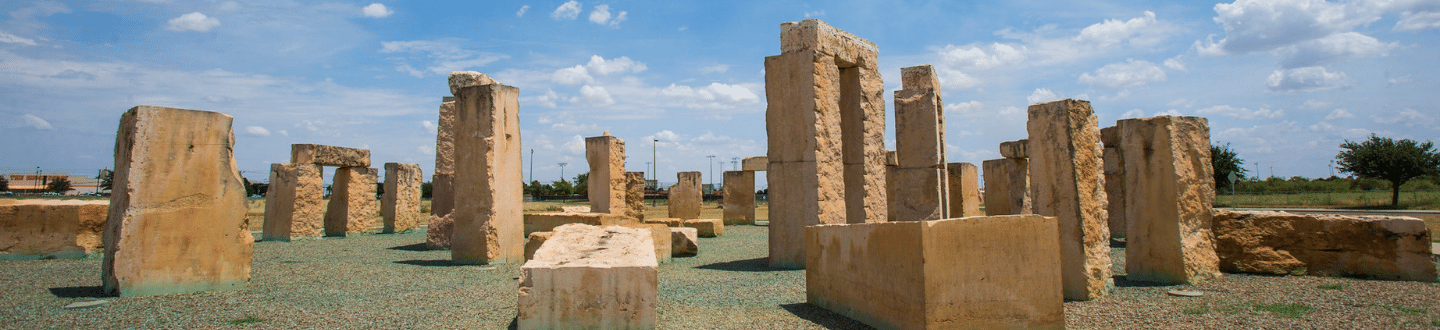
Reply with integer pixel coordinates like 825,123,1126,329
49,286,110,298
1112,275,1176,288
779,303,875,330
695,257,783,272
1110,238,1127,248
388,243,430,251
394,259,461,267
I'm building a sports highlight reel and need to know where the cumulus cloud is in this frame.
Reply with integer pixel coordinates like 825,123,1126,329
362,3,393,18
699,65,729,74
516,5,530,17
585,55,646,75
166,12,221,32
1266,66,1354,93
938,43,1026,70
1272,32,1394,68
588,4,627,28
1120,109,1147,119
1198,0,1375,55
379,39,508,77
536,89,563,108
1197,105,1285,119
1395,10,1440,31
1027,88,1061,104
660,83,760,109
21,114,53,130
1078,59,1167,89
421,120,436,133
552,1,581,20
1325,109,1355,120
0,32,37,46
551,65,593,85
936,68,980,90
244,126,271,136
577,85,615,106
1072,11,1159,47
1163,55,1187,72
1298,99,1330,109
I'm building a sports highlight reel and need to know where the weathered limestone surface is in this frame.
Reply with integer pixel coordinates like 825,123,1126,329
620,223,672,263
1101,126,1126,239
0,200,108,259
626,172,647,221
435,97,457,175
1000,139,1029,159
425,214,453,250
892,65,950,222
103,106,251,297
324,167,378,236
383,163,423,234
518,224,657,329
450,77,524,265
586,133,627,215
667,171,702,219
806,215,1064,330
886,150,898,222
742,156,769,171
683,219,725,237
523,231,553,261
1120,116,1220,285
946,162,983,218
1213,210,1437,282
982,158,1031,216
290,144,370,167
560,206,590,213
671,227,699,257
262,163,324,240
722,170,756,225
430,173,455,217
765,19,887,269
644,218,683,228
523,212,636,236
1026,99,1112,301
448,71,495,96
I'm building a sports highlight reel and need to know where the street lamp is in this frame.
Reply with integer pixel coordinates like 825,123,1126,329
706,155,716,189
558,163,567,182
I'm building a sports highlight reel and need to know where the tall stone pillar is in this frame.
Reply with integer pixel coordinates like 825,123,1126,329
892,65,949,221
450,72,524,265
263,163,324,240
625,172,647,221
431,97,457,218
1120,116,1221,285
947,162,982,217
982,158,1030,216
383,163,423,234
102,106,251,296
1026,99,1112,301
667,171,702,219
764,19,887,269
1101,126,1126,239
722,171,756,225
586,133,627,215
325,167,378,236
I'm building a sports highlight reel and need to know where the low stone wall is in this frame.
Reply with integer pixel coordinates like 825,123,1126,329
522,212,636,236
0,200,108,260
1213,210,1437,282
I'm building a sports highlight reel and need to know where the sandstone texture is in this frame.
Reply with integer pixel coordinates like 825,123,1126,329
806,215,1064,330
103,106,251,297
448,71,495,96
523,212,636,236
324,167,378,236
626,172,647,221
1101,126,1127,239
518,224,658,329
620,223,672,263
668,171,702,219
434,98,456,175
1119,116,1220,285
523,231,552,261
722,170,756,225
765,19,887,269
742,156,769,171
684,219,725,237
290,144,370,167
1000,139,1029,159
0,200,108,260
892,65,950,222
947,162,983,217
644,218,683,228
430,173,455,217
670,227,699,257
1026,99,1112,301
425,214,453,250
1213,210,1436,282
450,81,524,265
262,163,324,240
560,206,590,213
586,133,628,215
383,163,423,234
982,158,1031,216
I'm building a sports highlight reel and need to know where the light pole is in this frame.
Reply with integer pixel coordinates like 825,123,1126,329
732,157,739,171
558,163,567,182
707,155,716,189
652,139,659,207
529,149,534,184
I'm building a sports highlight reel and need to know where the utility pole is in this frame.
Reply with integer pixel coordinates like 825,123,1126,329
732,157,739,171
707,155,716,189
652,139,659,207
558,163,567,182
529,149,534,184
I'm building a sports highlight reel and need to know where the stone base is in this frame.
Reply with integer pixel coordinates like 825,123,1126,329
518,224,657,329
806,215,1064,330
523,212,637,236
0,200,108,260
1214,210,1437,282
643,218,684,227
671,228,699,257
683,219,725,237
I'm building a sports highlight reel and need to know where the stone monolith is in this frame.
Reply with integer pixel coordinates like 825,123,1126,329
586,133,627,215
383,163,423,234
324,167,378,236
450,75,523,265
1119,116,1220,285
722,170,756,225
946,162,982,218
1101,126,1126,239
1026,99,1111,301
625,172,646,221
262,163,324,240
667,171,702,219
892,65,950,222
982,158,1031,216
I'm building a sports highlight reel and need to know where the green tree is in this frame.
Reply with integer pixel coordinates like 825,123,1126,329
573,172,589,196
48,177,73,194
421,181,433,199
0,175,8,192
1211,143,1247,190
551,179,574,195
242,177,257,196
1335,134,1440,207
97,169,114,191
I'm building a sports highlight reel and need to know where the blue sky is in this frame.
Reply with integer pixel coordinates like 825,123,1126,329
1,0,1436,188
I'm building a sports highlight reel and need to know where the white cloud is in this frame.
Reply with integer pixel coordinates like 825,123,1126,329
244,126,271,136
1078,59,1166,89
1163,55,1187,72
1298,99,1330,109
1167,98,1196,108
1155,109,1184,116
1395,10,1440,31
362,3,393,18
1371,108,1436,129
1120,109,1147,119
1325,109,1355,120
805,11,825,18
938,43,1026,70
947,100,984,116
1388,75,1414,85
585,55,646,75
536,89,562,108
577,85,615,106
421,120,436,133
552,1,582,20
1027,88,1060,104
1197,105,1285,119
1073,11,1158,47
21,114,53,130
516,5,530,17
936,68,979,90
1266,66,1354,93
699,65,729,74
1200,0,1375,55
660,82,760,109
379,40,508,77
0,32,36,46
588,4,627,28
563,135,586,154
166,12,221,32
551,122,600,133
551,65,593,85
1272,32,1394,68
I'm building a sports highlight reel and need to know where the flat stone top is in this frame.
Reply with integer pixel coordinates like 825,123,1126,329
291,144,371,167
900,65,938,91
999,140,1029,159
1217,210,1428,234
528,224,657,268
447,71,496,96
0,199,109,206
779,19,877,67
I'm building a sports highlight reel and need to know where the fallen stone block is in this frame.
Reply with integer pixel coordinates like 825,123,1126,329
523,212,636,236
518,224,657,329
806,215,1064,329
644,217,683,228
1213,210,1436,282
0,200,108,260
670,227,699,257
523,231,553,261
560,206,590,213
684,219,724,237
262,163,324,240
290,144,370,167
619,223,672,263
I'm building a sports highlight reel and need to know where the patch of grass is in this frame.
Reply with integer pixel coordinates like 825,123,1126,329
228,315,266,325
1251,303,1313,318
1431,318,1440,327
1380,305,1424,315
1182,306,1210,315
280,260,301,264
1317,283,1346,290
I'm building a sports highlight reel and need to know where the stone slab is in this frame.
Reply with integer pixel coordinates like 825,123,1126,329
518,224,657,329
523,212,637,236
946,162,982,217
894,65,946,169
1213,210,1436,282
1026,99,1112,301
667,171,702,219
383,163,423,234
626,172,647,221
586,134,627,215
1000,139,1029,159
0,200,108,260
643,218,683,228
560,206,590,213
982,158,1031,216
450,81,524,265
435,98,456,175
620,223,672,263
523,231,552,261
683,219,724,237
892,167,947,221
102,105,251,297
742,156,768,171
448,71,495,96
722,170,756,225
262,163,324,240
324,167,378,236
425,214,453,250
290,144,371,167
1119,116,1220,285
806,215,1064,330
671,227,699,257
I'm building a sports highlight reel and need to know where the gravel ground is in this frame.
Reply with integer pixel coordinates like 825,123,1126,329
2,217,1437,329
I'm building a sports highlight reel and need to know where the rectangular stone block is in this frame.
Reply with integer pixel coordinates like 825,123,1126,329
518,224,658,329
523,231,552,261
806,215,1064,330
1026,99,1112,301
1101,126,1126,239
586,134,627,215
683,219,724,237
886,162,898,222
290,144,371,167
742,156,768,171
523,212,636,236
892,167,948,221
1119,117,1220,285
722,171,756,225
435,98,456,175
1000,139,1029,159
430,173,454,217
0,200,108,260
324,167,378,236
667,171,702,219
982,158,1031,216
103,105,251,297
766,161,842,268
946,162,982,218
625,172,646,221
894,65,946,169
262,163,324,240
671,227,698,257
451,81,524,265
643,218,683,228
426,214,453,250
619,223,672,264
383,163,423,234
1214,210,1436,282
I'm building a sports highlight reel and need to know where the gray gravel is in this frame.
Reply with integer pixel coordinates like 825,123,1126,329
1,225,1436,329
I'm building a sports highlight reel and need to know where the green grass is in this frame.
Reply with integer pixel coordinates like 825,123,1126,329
227,315,266,325
1380,305,1424,315
1215,190,1440,210
1317,283,1347,290
1182,306,1210,315
1251,303,1313,318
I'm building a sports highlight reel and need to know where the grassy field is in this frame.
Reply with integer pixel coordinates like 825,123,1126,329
1215,190,1440,210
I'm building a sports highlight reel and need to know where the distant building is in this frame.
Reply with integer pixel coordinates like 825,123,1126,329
4,173,103,195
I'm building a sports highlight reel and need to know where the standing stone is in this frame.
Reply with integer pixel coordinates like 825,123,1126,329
262,163,324,240
625,172,647,221
586,133,627,215
102,105,251,297
946,162,982,217
885,150,898,222
892,65,950,222
1101,126,1126,239
741,156,768,171
432,97,457,218
722,170,756,225
383,163,423,234
1119,116,1220,285
765,19,887,268
450,75,524,265
518,224,657,329
324,167,378,236
1026,99,1112,301
667,171,702,219
290,144,370,167
982,158,1031,216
